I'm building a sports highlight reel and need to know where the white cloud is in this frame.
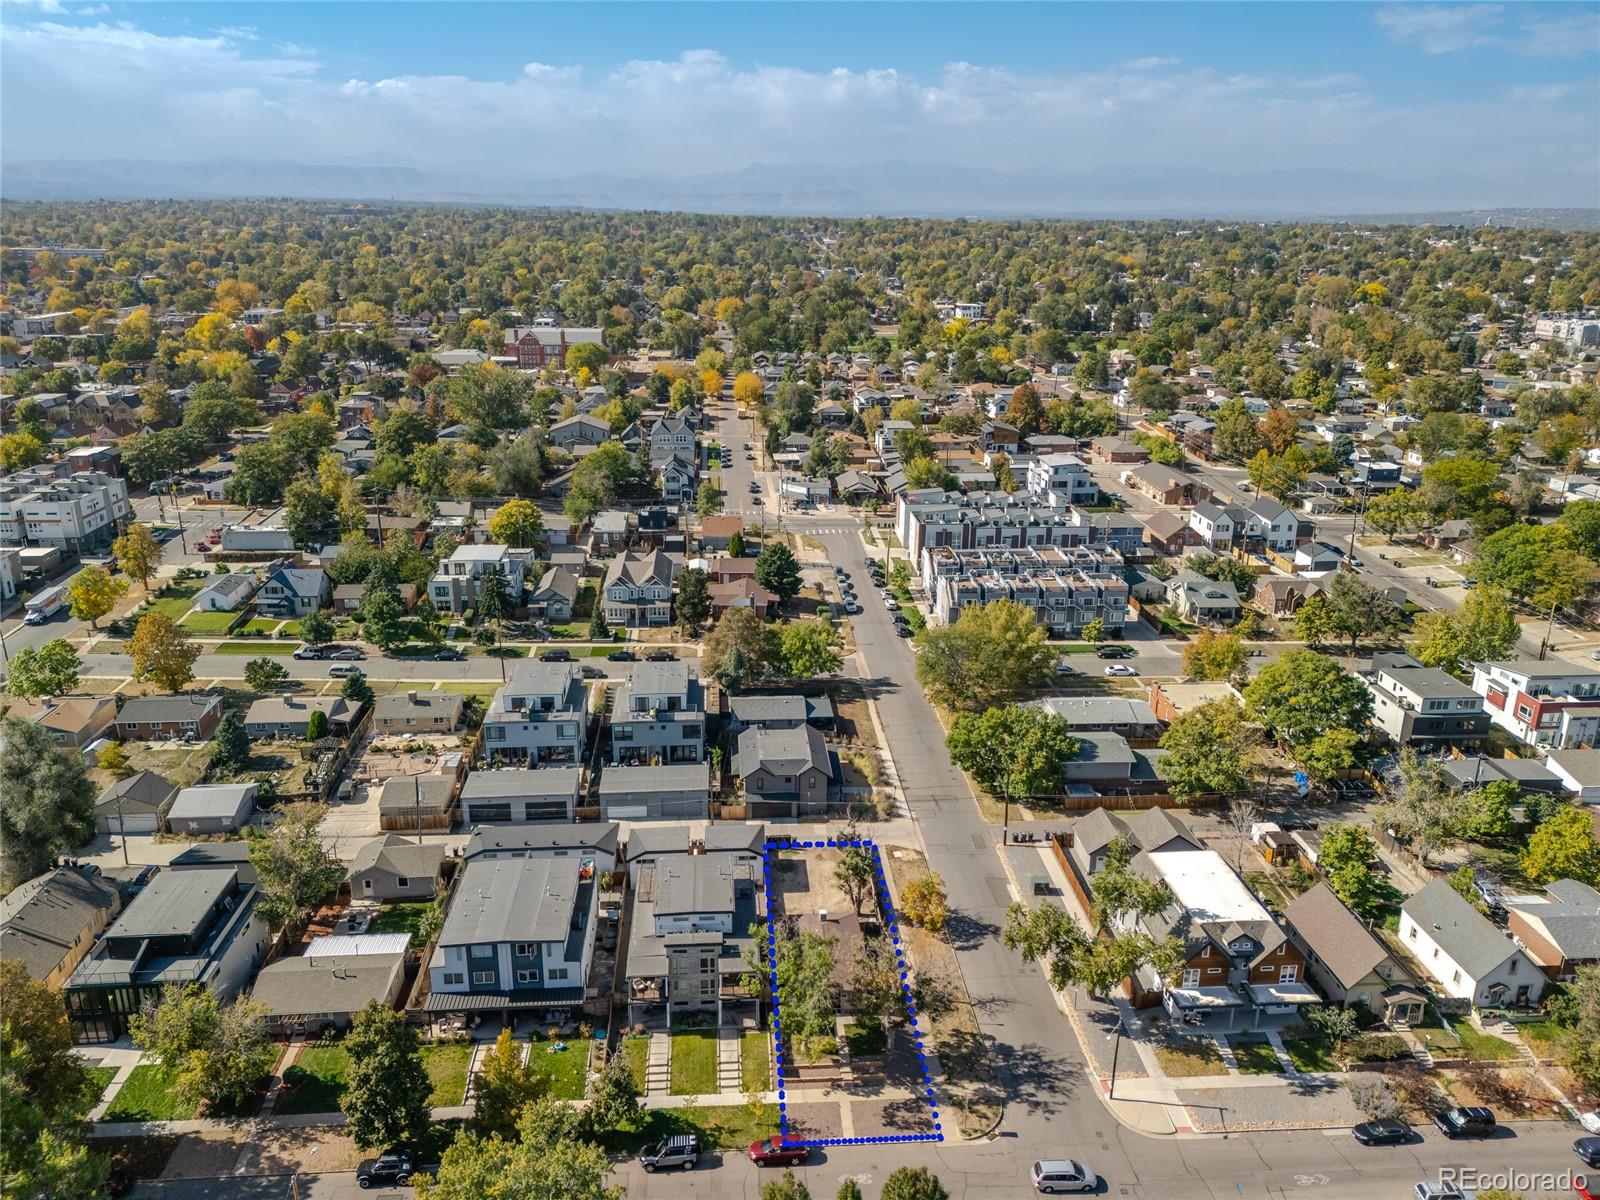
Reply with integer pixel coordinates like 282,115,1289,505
1376,4,1500,52
1,17,1594,209
1377,3,1595,56
214,25,257,41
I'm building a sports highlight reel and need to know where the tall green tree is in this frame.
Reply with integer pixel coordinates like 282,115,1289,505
471,1028,544,1140
675,567,710,634
1521,805,1600,887
947,705,1081,801
130,985,275,1113
0,718,96,891
915,599,1056,711
1242,650,1372,752
245,803,346,929
211,710,251,773
754,542,802,603
1157,698,1261,799
3,639,82,700
342,1001,433,1151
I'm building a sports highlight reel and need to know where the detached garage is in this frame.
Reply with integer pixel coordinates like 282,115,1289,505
597,763,711,821
459,767,583,825
95,771,178,835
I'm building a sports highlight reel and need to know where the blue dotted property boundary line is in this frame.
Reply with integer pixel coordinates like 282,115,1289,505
762,837,945,1148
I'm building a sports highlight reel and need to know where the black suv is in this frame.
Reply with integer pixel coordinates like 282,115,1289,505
538,649,573,662
356,1147,414,1188
1433,1106,1496,1138
645,650,677,662
1095,645,1134,659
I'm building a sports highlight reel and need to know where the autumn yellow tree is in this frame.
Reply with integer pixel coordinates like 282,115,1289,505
487,498,544,548
733,371,764,407
67,565,127,629
113,523,164,592
128,613,201,693
214,278,262,316
698,367,724,397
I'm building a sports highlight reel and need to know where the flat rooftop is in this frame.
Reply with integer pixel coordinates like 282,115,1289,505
1146,849,1271,925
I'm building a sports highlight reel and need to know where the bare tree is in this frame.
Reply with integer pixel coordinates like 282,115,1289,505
1224,797,1262,874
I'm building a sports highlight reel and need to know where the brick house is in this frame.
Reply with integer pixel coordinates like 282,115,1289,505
502,325,603,370
114,693,224,741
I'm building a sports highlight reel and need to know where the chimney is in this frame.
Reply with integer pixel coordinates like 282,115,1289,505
408,690,418,704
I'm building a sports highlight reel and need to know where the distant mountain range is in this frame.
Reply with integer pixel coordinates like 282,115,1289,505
4,158,1596,229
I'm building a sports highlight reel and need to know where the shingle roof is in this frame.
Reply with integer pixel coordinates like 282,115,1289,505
249,951,406,1019
95,770,178,815
1506,880,1600,962
734,724,828,778
0,866,120,980
462,822,619,860
1402,876,1521,979
348,835,446,881
1283,882,1393,990
116,693,222,725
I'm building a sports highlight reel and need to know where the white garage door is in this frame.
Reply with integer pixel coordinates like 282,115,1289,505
107,813,159,834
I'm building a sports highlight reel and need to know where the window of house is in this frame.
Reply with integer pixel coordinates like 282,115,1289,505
516,969,538,984
1181,969,1200,988
443,972,464,986
470,945,493,959
515,943,533,956
548,968,568,981
1452,969,1461,985
471,970,495,985
1206,966,1223,975
1507,958,1517,974
1280,965,1297,983
396,877,408,888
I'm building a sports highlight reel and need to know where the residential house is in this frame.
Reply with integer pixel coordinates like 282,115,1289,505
10,693,118,750
347,836,447,901
1282,883,1425,1023
114,693,223,741
168,842,258,886
1123,845,1318,1027
1142,510,1191,555
780,476,831,506
95,770,178,835
250,940,408,1036
193,571,257,612
1187,501,1243,551
610,662,705,766
707,576,778,619
459,767,584,824
526,566,579,623
166,783,258,834
1091,436,1149,464
649,412,696,455
462,822,619,873
1471,660,1600,750
1293,542,1346,573
1146,681,1240,725
1127,464,1208,507
623,825,766,1026
727,694,835,734
1166,572,1242,624
244,695,358,740
733,723,833,816
924,544,1130,636
548,413,611,449
65,868,268,1041
373,689,465,736
597,762,712,821
1252,577,1324,618
1241,499,1303,552
332,583,366,614
589,510,633,554
1364,652,1487,745
654,450,698,504
1061,732,1168,792
1065,807,1199,883
424,855,596,1020
1545,748,1600,803
706,556,758,585
1025,696,1161,739
256,565,329,619
1505,880,1600,981
602,550,678,627
482,662,588,766
427,543,528,615
1398,877,1546,1008
0,865,122,988
698,516,743,554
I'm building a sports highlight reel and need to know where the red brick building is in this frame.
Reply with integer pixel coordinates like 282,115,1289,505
502,325,604,370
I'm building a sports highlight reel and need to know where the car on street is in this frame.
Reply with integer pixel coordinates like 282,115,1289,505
356,1148,414,1189
1413,1185,1466,1200
1582,1111,1600,1134
885,599,900,611
1577,1137,1600,1167
1103,664,1138,676
752,496,763,506
607,650,637,661
580,665,606,679
1055,661,1079,676
638,1134,700,1172
328,664,361,678
1095,645,1134,659
293,645,325,660
747,1136,809,1167
750,482,761,492
895,624,912,637
1432,1105,1496,1138
1031,1159,1097,1193
430,647,465,661
1351,1118,1412,1145
538,649,573,662
328,646,364,660
645,650,677,661
843,602,861,614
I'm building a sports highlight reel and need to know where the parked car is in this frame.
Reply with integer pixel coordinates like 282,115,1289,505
884,599,900,612
356,1148,414,1189
1577,1137,1600,1168
895,624,913,637
1432,1106,1496,1138
328,646,364,660
843,602,861,614
1031,1159,1097,1194
1351,1118,1412,1146
607,650,637,661
747,1136,809,1167
539,649,573,662
431,647,465,661
1103,664,1138,677
328,664,361,678
292,645,325,660
645,650,677,662
639,1134,700,1172
1055,661,1079,676
1581,1111,1600,1134
1413,1186,1466,1200
580,665,605,679
1095,645,1134,659
750,482,761,493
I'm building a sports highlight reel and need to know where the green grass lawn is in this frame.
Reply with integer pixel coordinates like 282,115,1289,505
669,1030,718,1096
596,1102,779,1155
421,1043,473,1107
618,1036,649,1093
1228,1035,1284,1075
741,1030,770,1092
178,609,238,634
369,901,433,939
843,1021,888,1057
1517,1019,1569,1057
1445,1016,1520,1061
526,1037,588,1101
104,1064,199,1122
275,1045,349,1116
237,618,283,635
214,641,296,655
1153,1036,1224,1077
150,595,195,621
83,1065,118,1105
1280,1030,1338,1073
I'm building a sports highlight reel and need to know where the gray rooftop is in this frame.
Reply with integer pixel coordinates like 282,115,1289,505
460,767,583,801
596,762,711,796
1402,876,1523,979
376,773,457,813
628,660,691,697
463,822,619,860
1506,880,1600,961
0,866,120,981
654,855,738,916
1371,652,1478,699
439,857,580,946
116,693,222,724
349,835,446,880
96,770,177,814
1548,747,1600,788
1028,696,1159,728
502,661,584,699
168,783,257,820
108,867,235,939
734,724,829,777
249,951,406,1019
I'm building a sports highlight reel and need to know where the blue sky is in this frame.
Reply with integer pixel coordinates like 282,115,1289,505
3,2,1597,210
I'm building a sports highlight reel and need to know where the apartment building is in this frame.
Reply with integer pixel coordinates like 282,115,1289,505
482,662,588,766
924,544,1129,635
0,465,130,553
896,490,1143,572
427,543,528,615
609,661,705,766
1470,659,1600,750
1025,452,1101,504
1364,652,1489,745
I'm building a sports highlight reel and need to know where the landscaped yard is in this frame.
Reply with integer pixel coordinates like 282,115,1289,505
369,901,434,939
1228,1035,1284,1075
84,1065,117,1104
526,1036,588,1101
238,618,285,635
1153,1034,1224,1077
275,1044,349,1116
420,1042,473,1107
669,1030,717,1096
1516,1018,1568,1058
596,1102,779,1155
179,610,239,634
1444,1016,1519,1061
618,1036,649,1092
741,1030,770,1092
1280,1029,1338,1072
148,584,199,621
103,1064,198,1122
843,1020,888,1057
